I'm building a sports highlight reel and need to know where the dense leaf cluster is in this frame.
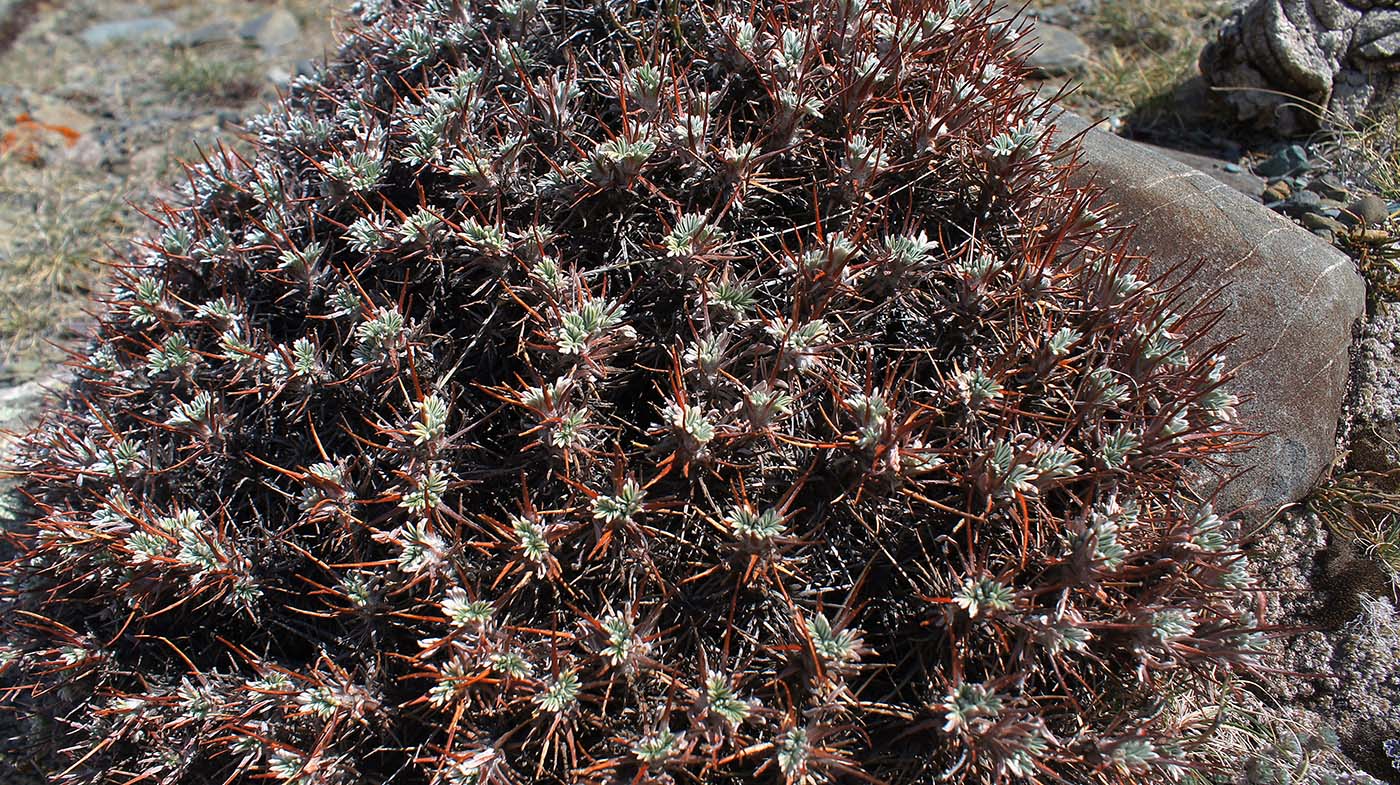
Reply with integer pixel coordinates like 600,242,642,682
0,0,1263,783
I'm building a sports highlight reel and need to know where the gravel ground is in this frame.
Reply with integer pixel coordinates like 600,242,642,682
0,0,335,386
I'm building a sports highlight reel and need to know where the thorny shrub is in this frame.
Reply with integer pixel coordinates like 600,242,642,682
0,0,1265,783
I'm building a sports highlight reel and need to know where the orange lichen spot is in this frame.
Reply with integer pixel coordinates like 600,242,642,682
0,112,82,164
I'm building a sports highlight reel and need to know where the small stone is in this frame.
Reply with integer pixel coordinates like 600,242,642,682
175,21,238,47
1311,228,1335,242
1263,179,1292,203
79,17,177,47
1023,21,1090,77
1145,144,1266,201
29,99,96,136
240,9,301,53
1223,162,1243,173
1280,190,1322,217
1346,194,1390,227
53,135,107,169
0,370,72,447
1306,173,1350,201
1031,4,1077,27
266,66,293,87
1255,144,1310,178
1302,213,1346,234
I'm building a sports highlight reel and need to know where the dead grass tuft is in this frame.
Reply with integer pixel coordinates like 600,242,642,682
161,48,264,103
1322,106,1400,202
0,164,129,366
1027,0,1233,122
1309,469,1400,585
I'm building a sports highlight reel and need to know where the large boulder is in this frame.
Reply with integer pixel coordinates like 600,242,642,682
1053,113,1365,522
1200,0,1400,133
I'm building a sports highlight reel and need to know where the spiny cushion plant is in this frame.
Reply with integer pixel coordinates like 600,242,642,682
0,0,1265,783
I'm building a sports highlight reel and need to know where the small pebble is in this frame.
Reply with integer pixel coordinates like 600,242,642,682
1263,179,1291,203
1023,21,1091,77
1302,213,1346,234
266,66,293,87
1223,163,1243,173
79,17,177,47
1306,173,1349,201
1347,195,1389,227
240,9,302,53
1255,144,1310,178
175,21,238,47
1278,190,1322,218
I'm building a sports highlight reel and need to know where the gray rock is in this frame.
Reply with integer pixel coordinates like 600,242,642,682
239,9,300,53
1278,188,1323,217
1346,194,1390,227
1200,0,1400,133
1144,144,1266,201
1255,144,1310,177
1263,178,1292,203
1053,113,1365,523
175,21,238,47
1303,212,1347,233
1307,173,1351,201
1023,21,1090,77
79,16,176,47
266,65,292,88
0,370,69,455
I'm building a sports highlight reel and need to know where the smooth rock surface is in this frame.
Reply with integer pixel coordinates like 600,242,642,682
28,97,95,135
1023,21,1091,77
79,16,176,47
1144,144,1267,201
1200,0,1400,132
176,20,239,47
1347,194,1390,227
240,9,300,53
1053,113,1365,522
0,372,67,453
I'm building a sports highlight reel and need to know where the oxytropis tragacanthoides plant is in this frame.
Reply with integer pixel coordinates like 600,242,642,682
0,0,1266,783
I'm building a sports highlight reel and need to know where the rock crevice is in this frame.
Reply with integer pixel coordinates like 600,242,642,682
1201,0,1400,132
